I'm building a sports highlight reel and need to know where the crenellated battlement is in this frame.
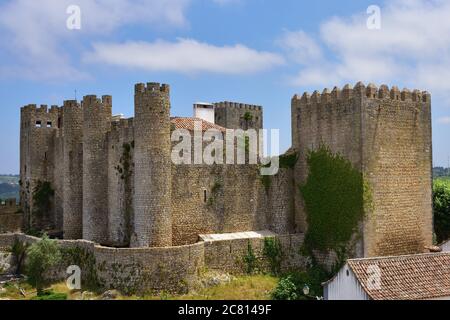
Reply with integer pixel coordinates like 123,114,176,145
22,104,62,114
293,82,431,104
135,82,170,95
63,100,81,109
214,101,262,111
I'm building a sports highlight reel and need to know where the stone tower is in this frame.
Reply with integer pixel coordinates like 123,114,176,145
20,104,61,231
62,100,83,239
292,82,433,258
133,83,172,248
82,95,112,244
214,102,263,130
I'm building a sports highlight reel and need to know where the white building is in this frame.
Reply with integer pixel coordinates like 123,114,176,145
323,253,450,300
193,102,215,124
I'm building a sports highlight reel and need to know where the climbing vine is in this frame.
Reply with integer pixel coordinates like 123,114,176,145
114,142,134,243
263,237,283,275
32,181,54,218
243,241,258,275
299,145,370,270
207,179,223,207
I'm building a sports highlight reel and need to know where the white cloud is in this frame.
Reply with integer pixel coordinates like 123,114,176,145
438,117,450,125
0,0,192,80
277,30,322,65
285,0,450,99
84,39,284,74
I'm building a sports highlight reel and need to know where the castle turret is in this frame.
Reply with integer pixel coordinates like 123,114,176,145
132,83,172,247
62,100,83,239
214,102,263,130
20,104,61,232
292,82,433,258
82,95,112,244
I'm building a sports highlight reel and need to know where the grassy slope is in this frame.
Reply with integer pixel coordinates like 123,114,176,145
0,275,278,301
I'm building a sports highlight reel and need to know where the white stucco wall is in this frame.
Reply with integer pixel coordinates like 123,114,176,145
324,263,369,300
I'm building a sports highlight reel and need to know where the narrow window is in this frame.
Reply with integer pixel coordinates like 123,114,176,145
35,121,42,128
203,190,207,203
57,117,62,128
47,121,52,128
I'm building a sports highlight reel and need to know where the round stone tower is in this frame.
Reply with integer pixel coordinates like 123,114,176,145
82,95,112,244
62,100,83,239
132,83,172,248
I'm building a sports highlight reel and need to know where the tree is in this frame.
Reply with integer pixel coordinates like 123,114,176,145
433,180,450,244
26,235,62,295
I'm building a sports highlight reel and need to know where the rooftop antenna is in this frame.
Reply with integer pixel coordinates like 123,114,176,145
75,89,77,101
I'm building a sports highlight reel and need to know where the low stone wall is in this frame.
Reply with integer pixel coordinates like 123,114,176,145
204,234,306,273
0,213,22,234
0,233,306,294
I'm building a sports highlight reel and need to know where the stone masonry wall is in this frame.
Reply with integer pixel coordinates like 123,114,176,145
362,85,433,257
107,118,135,247
82,95,112,244
20,105,61,232
0,233,305,294
214,102,263,130
62,100,83,239
133,83,172,248
0,200,22,234
292,82,433,258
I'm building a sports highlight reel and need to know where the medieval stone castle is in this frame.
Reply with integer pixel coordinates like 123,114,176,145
18,81,433,261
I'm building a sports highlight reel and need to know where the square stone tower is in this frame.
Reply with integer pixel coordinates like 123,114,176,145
292,82,433,258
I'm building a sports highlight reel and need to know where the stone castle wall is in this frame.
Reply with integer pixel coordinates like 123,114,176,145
82,96,112,244
133,83,172,248
20,105,62,232
0,200,22,234
0,233,305,294
214,102,263,130
292,83,433,258
361,85,433,257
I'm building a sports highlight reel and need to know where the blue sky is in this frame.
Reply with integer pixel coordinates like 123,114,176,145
1,0,450,174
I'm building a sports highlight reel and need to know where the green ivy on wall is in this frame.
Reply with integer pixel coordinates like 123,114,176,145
32,181,54,218
300,145,369,268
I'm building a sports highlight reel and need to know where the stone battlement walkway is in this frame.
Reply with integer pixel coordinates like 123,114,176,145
199,230,276,242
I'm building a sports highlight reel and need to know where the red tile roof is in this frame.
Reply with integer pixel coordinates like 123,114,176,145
347,253,450,300
171,117,226,133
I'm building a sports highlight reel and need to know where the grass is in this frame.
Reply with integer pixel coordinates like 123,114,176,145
168,275,277,300
0,275,278,301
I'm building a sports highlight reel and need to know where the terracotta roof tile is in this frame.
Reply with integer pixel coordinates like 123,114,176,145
171,117,226,133
348,253,450,300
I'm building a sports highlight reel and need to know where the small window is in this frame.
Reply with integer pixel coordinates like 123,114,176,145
47,121,52,128
346,269,350,277
35,121,42,128
57,117,62,128
203,190,207,203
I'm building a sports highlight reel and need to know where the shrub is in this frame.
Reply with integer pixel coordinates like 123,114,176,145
31,290,67,300
433,180,450,243
271,276,298,300
26,235,62,295
271,267,330,300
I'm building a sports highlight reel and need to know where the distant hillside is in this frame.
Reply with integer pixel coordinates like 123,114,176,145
434,167,450,179
0,175,19,201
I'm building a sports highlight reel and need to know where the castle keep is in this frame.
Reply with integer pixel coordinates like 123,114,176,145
19,81,433,259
